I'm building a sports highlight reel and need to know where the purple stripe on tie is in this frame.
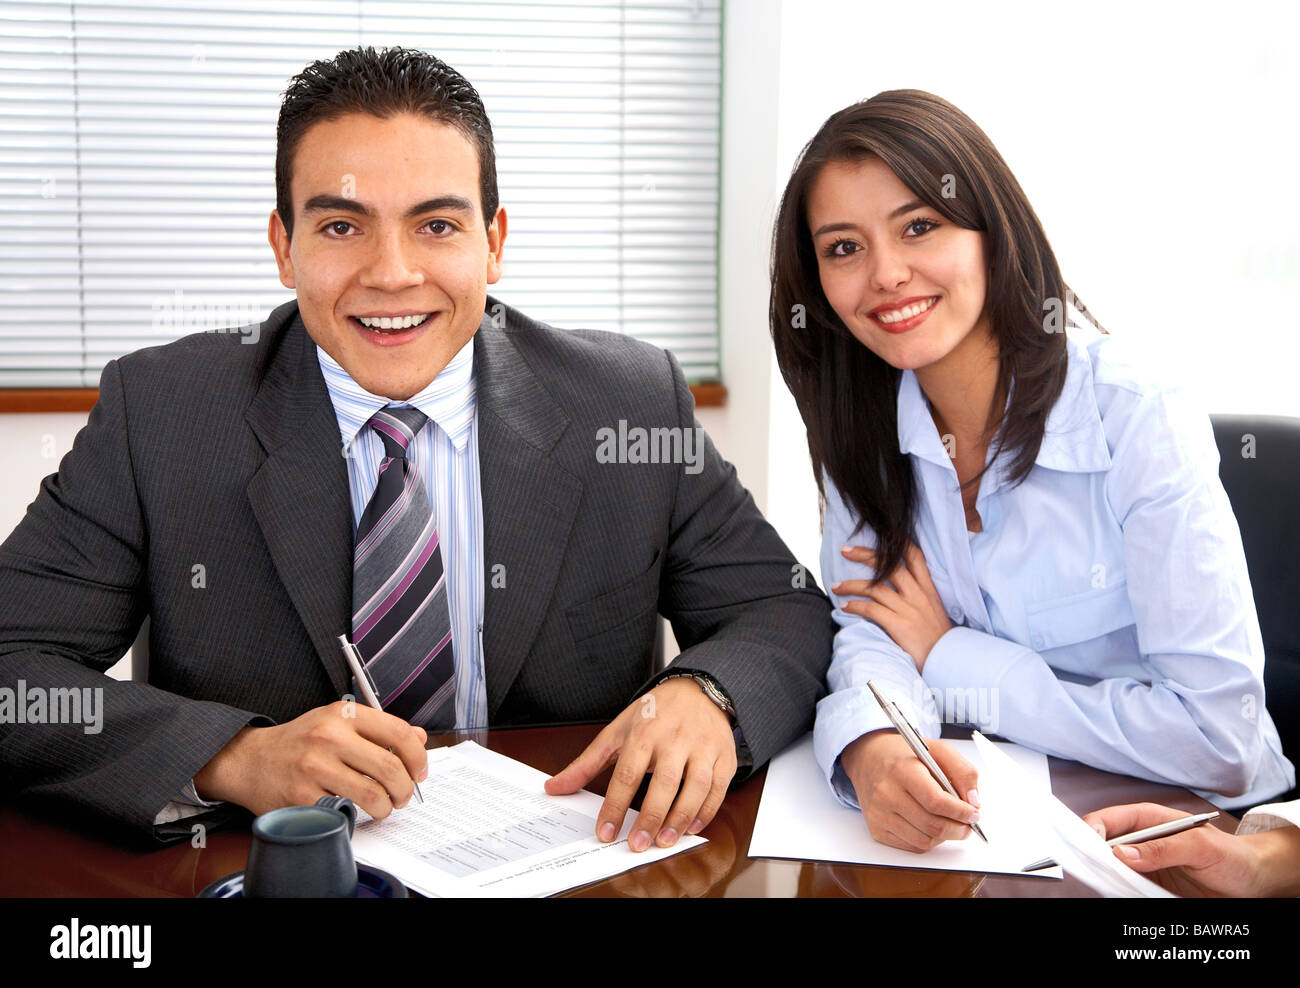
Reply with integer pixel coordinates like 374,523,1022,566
409,678,456,728
371,416,412,452
355,476,418,563
363,572,445,666
382,629,454,706
355,513,437,620
354,531,441,640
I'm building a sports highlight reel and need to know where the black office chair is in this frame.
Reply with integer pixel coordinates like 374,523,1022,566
1212,414,1300,803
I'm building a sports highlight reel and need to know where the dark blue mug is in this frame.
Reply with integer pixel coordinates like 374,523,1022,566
244,796,358,898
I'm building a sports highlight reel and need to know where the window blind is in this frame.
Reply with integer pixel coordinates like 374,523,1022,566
0,0,722,387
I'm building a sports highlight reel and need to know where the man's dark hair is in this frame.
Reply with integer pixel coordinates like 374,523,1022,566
275,46,498,239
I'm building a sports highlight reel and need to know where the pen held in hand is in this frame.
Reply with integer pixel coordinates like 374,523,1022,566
865,680,987,843
1021,811,1219,872
337,634,425,805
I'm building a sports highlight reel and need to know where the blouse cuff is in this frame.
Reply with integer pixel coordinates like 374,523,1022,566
813,683,935,810
924,626,1034,695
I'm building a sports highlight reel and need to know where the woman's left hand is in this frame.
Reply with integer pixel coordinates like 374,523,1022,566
832,543,952,673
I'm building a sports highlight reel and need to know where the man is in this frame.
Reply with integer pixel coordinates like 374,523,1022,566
0,47,832,850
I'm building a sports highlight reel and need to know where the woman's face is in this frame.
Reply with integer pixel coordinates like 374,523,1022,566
806,155,992,374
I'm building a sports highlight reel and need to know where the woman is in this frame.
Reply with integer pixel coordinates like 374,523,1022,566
769,90,1294,853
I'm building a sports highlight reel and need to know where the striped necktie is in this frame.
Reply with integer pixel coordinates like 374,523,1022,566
350,405,456,730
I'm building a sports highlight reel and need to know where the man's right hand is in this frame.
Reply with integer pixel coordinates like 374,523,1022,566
840,729,981,852
193,702,428,819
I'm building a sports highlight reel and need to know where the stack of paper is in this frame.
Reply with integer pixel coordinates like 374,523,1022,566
970,731,1172,898
350,741,706,897
750,733,1063,878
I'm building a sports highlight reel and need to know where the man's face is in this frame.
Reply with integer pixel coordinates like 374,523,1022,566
269,112,505,400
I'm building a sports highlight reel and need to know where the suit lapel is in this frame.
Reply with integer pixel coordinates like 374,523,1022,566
475,311,582,716
245,309,353,695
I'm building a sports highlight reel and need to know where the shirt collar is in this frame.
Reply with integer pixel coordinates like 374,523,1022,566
1034,325,1112,473
896,369,954,470
316,337,477,453
896,324,1111,476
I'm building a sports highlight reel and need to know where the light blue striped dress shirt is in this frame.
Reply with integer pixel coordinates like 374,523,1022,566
318,341,488,731
814,322,1295,811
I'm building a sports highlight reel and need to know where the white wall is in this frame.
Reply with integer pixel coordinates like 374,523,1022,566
0,414,85,534
696,0,785,514
0,412,133,679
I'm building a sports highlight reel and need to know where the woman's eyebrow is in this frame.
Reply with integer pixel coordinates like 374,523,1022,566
812,199,928,238
889,198,926,219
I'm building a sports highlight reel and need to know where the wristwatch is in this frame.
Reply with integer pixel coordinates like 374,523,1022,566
661,670,737,726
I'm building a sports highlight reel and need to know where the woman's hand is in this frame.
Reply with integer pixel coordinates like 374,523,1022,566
841,730,981,852
833,542,952,672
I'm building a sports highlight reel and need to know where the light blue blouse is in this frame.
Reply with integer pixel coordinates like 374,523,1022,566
814,323,1295,811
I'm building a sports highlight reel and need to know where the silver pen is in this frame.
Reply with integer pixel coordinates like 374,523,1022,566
866,680,987,842
337,634,425,804
1022,810,1219,872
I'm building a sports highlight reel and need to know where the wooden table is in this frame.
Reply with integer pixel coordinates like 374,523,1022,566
0,722,1232,898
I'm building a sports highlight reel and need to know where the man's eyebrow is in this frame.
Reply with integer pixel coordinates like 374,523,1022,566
811,199,928,238
404,196,475,218
302,195,373,217
300,195,476,218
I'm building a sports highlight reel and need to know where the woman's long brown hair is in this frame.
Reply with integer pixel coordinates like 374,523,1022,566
770,89,1093,583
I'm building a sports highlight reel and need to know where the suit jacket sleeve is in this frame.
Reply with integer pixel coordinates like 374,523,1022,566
649,349,834,776
0,359,267,841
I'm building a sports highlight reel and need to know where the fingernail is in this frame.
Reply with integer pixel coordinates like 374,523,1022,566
598,822,615,843
417,767,428,782
1117,845,1139,860
657,827,677,846
1092,823,1106,839
966,788,980,808
687,818,704,835
830,582,842,592
631,830,651,851
841,545,853,554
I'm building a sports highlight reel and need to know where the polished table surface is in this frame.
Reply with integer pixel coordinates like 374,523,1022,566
0,722,1233,898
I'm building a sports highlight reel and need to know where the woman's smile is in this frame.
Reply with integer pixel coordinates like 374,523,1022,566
870,295,940,333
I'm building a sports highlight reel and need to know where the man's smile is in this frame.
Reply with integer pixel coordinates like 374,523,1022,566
348,311,437,347
355,312,432,330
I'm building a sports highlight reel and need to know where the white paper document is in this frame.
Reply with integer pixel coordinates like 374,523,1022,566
970,731,1173,897
749,733,1063,879
351,741,706,897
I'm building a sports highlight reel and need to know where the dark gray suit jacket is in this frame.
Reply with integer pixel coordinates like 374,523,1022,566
0,297,832,839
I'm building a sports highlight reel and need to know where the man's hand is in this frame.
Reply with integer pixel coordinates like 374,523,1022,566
841,729,981,852
834,543,951,672
544,677,737,851
193,702,428,820
1083,802,1300,897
